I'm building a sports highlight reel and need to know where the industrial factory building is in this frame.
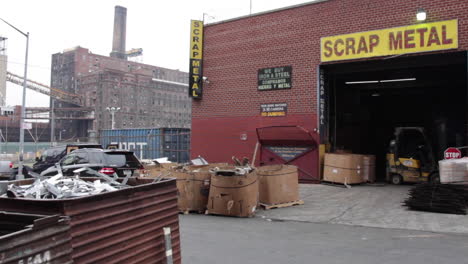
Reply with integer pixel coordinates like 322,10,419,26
191,0,468,182
51,6,191,140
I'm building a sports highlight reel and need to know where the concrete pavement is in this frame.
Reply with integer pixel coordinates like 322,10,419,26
256,184,468,234
180,214,468,264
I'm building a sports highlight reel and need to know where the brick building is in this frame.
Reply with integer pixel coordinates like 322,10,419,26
191,0,468,182
51,47,190,139
51,6,190,140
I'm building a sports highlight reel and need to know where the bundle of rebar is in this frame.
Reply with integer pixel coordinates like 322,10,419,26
403,184,468,215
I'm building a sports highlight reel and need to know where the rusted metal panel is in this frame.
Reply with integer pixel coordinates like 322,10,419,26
0,212,73,264
257,126,319,183
0,178,181,264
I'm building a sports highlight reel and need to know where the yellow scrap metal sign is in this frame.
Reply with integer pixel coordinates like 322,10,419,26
321,20,458,62
189,20,204,99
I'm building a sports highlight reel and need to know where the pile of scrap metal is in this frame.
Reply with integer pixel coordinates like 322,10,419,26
2,167,129,199
403,183,468,215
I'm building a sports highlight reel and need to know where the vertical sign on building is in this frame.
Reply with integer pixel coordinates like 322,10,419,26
318,67,328,143
189,20,204,99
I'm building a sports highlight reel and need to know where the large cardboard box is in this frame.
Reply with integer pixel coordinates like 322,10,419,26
361,155,376,183
439,158,468,183
207,168,258,217
172,170,210,212
323,153,363,184
257,164,299,205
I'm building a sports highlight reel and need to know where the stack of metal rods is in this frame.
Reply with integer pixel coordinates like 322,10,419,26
403,184,468,215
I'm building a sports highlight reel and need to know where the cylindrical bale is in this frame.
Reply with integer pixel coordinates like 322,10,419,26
171,163,229,212
257,164,299,205
207,168,258,217
173,168,210,213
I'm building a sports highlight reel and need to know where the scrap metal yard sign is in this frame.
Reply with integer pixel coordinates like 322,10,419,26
321,20,458,62
258,66,292,90
189,20,203,99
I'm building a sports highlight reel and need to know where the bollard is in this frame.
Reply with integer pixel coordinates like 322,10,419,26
163,227,173,264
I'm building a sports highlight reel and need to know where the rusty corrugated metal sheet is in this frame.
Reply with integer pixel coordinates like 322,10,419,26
0,212,73,264
0,178,181,264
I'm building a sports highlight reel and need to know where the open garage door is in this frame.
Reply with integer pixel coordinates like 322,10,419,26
321,51,468,182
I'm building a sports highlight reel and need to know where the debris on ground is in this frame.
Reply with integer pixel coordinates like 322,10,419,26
191,156,209,166
232,156,250,166
210,165,253,176
403,183,468,215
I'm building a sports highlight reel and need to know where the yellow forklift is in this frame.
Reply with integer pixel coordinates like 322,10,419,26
386,127,440,184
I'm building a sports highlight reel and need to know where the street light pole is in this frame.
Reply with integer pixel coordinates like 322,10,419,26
111,111,115,129
106,107,120,130
0,18,29,180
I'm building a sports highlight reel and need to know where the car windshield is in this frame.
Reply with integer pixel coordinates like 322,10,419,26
104,152,141,167
41,146,66,161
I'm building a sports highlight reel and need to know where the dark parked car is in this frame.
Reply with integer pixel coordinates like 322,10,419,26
32,143,103,174
40,148,143,177
10,144,103,180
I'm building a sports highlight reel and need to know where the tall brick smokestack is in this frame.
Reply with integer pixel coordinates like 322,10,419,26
110,6,127,60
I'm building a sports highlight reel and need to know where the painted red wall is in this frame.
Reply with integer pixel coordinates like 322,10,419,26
192,0,468,179
191,114,317,161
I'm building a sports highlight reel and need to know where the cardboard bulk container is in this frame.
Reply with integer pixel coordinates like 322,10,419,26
172,166,211,213
257,164,299,205
207,167,258,217
439,158,468,183
323,153,363,184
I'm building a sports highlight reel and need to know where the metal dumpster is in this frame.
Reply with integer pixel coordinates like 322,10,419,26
0,212,73,264
0,178,180,264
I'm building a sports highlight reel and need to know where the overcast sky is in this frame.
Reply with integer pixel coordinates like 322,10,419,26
1,0,315,107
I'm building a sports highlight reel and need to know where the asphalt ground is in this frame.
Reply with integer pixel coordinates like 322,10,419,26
180,214,468,264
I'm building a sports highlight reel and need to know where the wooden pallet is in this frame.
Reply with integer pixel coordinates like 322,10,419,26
320,181,363,188
260,200,304,210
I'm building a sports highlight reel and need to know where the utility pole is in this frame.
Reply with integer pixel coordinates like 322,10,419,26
50,99,55,145
0,17,29,180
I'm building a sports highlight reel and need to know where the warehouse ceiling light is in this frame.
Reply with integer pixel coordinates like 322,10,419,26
380,78,416,83
346,78,416,85
417,8,427,21
345,80,379,84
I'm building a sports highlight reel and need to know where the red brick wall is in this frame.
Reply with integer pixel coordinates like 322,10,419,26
192,0,468,177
